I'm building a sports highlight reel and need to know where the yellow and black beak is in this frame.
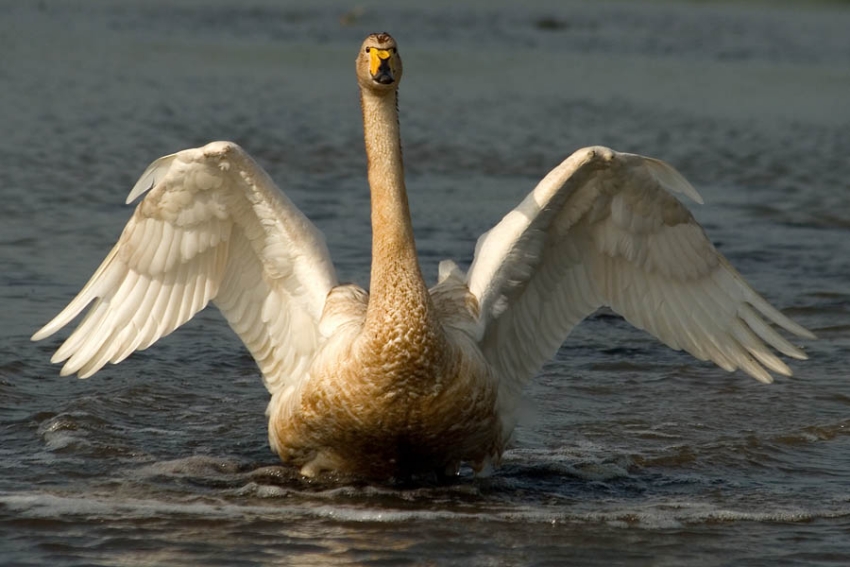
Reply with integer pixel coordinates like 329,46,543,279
369,49,395,85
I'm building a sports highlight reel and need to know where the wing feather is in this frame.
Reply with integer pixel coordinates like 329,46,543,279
467,146,814,426
34,141,337,391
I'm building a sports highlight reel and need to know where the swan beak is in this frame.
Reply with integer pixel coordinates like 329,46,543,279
369,49,395,85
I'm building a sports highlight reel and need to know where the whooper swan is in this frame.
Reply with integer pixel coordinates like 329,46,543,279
33,33,815,478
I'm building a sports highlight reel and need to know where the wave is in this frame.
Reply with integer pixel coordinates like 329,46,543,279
3,451,849,531
3,486,849,531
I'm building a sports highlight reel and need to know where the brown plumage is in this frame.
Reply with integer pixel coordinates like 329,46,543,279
33,32,813,480
267,34,503,477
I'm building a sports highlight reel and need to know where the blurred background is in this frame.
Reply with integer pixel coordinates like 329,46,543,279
2,1,849,565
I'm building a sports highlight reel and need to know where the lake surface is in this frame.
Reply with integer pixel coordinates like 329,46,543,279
2,0,850,565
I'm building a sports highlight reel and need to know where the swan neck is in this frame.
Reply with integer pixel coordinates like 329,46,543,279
361,91,407,221
360,89,430,324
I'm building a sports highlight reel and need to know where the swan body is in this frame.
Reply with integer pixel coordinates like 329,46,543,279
33,33,814,478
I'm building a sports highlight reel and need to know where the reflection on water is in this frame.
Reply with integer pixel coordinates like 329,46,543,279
2,1,850,565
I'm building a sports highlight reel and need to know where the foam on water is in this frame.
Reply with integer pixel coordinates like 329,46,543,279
4,484,848,529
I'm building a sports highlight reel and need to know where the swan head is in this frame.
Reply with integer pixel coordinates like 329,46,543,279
357,32,402,93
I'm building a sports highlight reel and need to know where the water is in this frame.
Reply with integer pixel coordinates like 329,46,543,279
2,0,850,564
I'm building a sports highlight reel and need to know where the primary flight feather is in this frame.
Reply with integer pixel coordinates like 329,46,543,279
33,33,814,478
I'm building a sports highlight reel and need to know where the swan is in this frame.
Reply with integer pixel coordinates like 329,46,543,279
32,33,814,478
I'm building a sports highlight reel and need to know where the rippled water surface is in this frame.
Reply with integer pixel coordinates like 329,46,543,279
2,1,850,565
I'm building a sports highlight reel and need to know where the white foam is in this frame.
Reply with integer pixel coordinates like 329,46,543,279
3,489,847,529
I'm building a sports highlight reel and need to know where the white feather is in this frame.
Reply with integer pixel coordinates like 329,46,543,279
33,141,337,395
467,146,814,432
32,40,814,478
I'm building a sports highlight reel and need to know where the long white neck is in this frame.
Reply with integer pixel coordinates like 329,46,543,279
359,89,432,330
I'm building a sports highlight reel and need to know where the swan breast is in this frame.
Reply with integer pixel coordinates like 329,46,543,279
269,281,501,477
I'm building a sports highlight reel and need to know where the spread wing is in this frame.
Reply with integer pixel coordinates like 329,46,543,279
32,141,337,393
467,146,814,407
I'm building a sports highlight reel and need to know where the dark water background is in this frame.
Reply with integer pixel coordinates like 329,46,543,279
2,0,850,565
